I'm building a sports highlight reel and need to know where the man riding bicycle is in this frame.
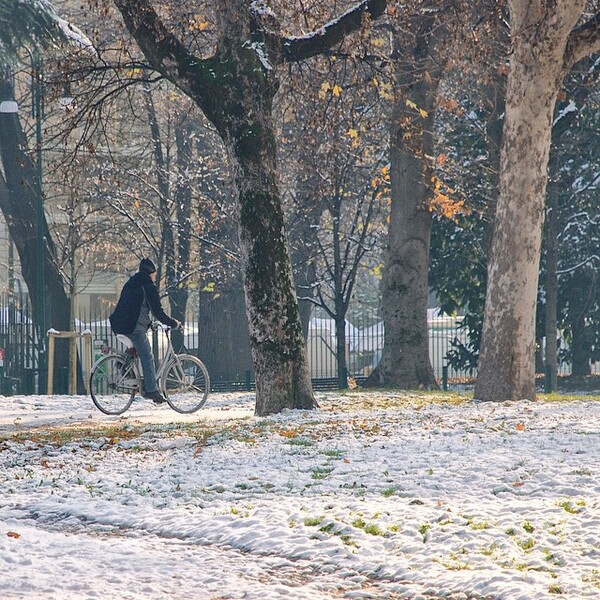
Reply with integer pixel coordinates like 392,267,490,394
109,258,182,404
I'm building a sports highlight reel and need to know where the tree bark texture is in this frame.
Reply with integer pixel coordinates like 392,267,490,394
377,10,446,389
474,1,590,401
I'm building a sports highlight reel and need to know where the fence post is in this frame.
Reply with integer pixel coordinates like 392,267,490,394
442,365,448,391
338,366,348,390
245,369,252,391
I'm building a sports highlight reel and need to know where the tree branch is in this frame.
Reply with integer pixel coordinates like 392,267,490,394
281,0,387,63
565,10,600,69
112,0,213,97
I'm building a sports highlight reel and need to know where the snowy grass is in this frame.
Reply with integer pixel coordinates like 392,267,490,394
0,389,599,599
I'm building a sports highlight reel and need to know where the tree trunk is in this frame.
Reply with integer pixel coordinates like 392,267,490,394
198,286,253,383
474,4,578,401
376,14,445,389
233,131,314,414
571,315,591,377
168,120,194,351
544,162,559,392
335,314,348,389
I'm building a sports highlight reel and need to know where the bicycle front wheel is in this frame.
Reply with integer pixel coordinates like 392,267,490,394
90,354,137,415
162,354,210,414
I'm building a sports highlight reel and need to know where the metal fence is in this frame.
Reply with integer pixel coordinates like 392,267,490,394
0,292,594,395
0,295,42,395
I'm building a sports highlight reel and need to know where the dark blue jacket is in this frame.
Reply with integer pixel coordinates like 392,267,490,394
109,271,178,334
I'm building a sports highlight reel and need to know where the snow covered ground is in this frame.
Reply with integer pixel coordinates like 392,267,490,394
0,390,598,599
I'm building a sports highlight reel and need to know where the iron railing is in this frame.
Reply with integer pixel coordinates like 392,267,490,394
0,293,594,394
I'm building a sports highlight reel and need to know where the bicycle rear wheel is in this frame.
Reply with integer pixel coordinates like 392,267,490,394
162,354,210,414
90,354,137,415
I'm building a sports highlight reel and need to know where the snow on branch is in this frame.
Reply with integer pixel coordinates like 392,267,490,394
557,255,600,275
282,0,387,63
553,100,577,126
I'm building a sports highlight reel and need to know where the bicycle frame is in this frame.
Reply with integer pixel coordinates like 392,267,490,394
115,324,182,393
91,322,209,415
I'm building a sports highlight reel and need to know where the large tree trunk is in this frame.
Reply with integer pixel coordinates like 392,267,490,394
474,2,586,401
375,11,445,389
475,77,557,400
205,6,314,415
234,145,314,414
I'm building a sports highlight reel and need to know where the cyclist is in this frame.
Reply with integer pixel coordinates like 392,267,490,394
109,258,182,404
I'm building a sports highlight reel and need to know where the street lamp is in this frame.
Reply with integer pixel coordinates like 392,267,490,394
31,51,46,393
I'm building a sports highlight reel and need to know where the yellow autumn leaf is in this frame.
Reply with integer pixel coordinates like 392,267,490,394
347,128,359,139
189,16,209,31
406,99,418,110
332,84,342,97
419,108,429,118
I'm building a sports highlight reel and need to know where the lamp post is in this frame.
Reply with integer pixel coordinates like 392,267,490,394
31,51,46,393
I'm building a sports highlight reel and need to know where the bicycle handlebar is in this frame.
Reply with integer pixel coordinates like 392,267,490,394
150,321,182,333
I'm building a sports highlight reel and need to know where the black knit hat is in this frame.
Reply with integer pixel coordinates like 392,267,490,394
139,258,157,274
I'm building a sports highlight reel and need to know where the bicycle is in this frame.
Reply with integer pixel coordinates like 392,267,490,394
89,324,210,415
